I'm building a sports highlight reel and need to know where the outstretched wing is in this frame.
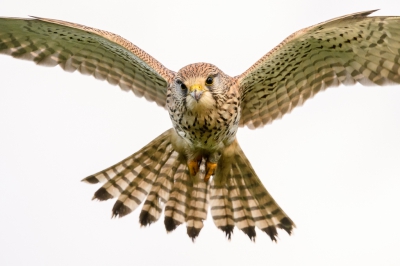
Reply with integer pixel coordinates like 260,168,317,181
237,10,400,129
0,17,175,107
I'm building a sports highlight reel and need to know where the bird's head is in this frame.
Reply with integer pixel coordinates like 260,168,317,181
173,63,229,113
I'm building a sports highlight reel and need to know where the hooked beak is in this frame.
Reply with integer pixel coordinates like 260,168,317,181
189,84,205,102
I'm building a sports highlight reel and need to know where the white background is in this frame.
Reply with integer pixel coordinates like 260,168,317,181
1,1,400,265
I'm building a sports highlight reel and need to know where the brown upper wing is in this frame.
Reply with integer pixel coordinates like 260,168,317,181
237,10,400,129
0,17,175,107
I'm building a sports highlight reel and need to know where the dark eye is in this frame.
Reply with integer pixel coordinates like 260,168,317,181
205,76,214,86
176,80,187,91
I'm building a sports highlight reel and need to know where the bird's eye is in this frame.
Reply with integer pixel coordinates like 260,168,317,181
205,76,214,86
176,80,187,91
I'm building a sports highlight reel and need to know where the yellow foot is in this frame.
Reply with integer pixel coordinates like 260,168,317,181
204,162,217,182
188,158,201,176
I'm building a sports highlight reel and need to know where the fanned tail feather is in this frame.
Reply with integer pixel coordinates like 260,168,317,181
235,147,294,239
228,163,256,240
111,141,173,218
82,129,175,218
186,173,209,241
83,130,293,241
139,152,179,226
210,140,295,241
164,164,191,231
83,128,210,240
210,183,234,239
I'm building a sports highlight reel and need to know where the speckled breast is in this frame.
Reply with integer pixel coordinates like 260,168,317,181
168,93,241,151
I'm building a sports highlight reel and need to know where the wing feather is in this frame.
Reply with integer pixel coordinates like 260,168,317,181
237,10,400,128
0,17,175,107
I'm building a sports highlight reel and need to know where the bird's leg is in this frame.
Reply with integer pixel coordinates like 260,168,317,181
205,161,217,182
188,155,202,176
204,151,221,182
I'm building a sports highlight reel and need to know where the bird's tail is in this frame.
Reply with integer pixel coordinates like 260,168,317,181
83,128,294,241
210,140,295,241
82,128,208,240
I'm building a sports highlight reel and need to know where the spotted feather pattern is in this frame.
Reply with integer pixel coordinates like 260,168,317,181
238,10,400,128
0,17,174,107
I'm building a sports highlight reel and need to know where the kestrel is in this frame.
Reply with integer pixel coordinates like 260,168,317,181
1,10,399,241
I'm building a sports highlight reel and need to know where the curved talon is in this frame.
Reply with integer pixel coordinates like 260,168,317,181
205,161,217,182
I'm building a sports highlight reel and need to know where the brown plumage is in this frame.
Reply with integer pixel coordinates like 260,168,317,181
1,10,400,241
